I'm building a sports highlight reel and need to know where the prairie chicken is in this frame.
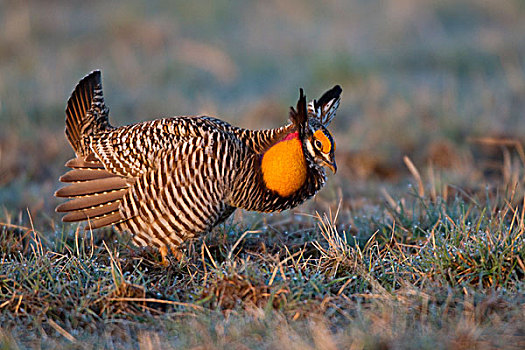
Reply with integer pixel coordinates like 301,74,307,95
55,70,341,262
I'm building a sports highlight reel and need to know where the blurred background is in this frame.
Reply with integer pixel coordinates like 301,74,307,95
1,0,525,226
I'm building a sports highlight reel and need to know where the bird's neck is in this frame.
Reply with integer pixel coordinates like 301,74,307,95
260,132,307,197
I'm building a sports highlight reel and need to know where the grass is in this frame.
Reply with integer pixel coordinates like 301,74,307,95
1,0,525,348
1,173,524,348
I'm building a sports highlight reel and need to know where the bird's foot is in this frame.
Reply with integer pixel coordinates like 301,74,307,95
159,245,185,266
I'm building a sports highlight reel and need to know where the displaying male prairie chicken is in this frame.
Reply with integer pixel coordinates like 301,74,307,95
55,70,341,262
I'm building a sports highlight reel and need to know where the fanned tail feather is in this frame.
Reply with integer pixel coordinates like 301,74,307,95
58,70,124,230
65,70,111,156
55,157,131,229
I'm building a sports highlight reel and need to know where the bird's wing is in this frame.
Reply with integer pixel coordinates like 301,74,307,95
117,131,244,249
56,117,228,231
88,118,203,178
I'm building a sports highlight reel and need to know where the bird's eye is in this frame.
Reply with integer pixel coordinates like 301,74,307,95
314,139,323,151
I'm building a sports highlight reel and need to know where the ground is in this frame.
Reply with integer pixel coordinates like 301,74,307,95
0,0,524,348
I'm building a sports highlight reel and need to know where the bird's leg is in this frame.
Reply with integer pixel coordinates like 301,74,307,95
170,246,184,261
158,245,185,266
159,245,170,267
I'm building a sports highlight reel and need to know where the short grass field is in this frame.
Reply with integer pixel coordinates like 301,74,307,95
1,0,525,348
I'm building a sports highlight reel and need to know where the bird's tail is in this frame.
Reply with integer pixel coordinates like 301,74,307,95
65,70,112,156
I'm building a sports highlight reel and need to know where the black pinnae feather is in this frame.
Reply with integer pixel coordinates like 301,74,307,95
314,85,342,110
297,88,307,123
290,88,308,134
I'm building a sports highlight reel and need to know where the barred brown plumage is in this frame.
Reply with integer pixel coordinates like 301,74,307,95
55,70,341,263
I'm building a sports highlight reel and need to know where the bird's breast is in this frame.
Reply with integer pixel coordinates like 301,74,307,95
260,135,307,197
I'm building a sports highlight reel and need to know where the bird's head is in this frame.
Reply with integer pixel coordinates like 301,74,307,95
290,88,339,174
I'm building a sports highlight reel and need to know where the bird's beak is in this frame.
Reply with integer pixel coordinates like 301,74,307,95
325,160,337,174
